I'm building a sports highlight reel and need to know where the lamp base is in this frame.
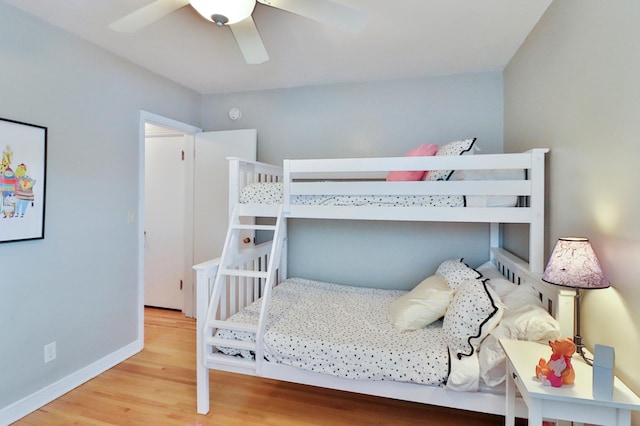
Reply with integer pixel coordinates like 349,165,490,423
573,289,593,366
574,334,593,366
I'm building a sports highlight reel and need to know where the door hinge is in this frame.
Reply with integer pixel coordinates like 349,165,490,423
180,279,183,290
181,150,185,161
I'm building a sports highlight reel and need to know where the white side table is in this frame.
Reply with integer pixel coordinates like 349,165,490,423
500,339,640,426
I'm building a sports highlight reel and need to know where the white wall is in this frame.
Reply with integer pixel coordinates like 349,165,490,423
504,1,640,423
201,73,506,288
0,3,200,421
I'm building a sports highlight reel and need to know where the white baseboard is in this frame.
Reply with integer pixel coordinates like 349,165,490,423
0,339,143,425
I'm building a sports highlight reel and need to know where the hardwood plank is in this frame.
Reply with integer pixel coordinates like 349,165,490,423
14,308,516,425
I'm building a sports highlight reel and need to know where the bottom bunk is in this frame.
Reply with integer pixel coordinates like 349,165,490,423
194,247,575,419
216,277,451,385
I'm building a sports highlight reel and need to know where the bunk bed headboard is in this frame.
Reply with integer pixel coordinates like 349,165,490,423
227,157,284,219
491,247,575,338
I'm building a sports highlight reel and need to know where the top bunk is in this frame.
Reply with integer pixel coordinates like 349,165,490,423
227,140,548,271
231,140,547,222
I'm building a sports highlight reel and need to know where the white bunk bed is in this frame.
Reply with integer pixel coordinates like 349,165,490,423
194,148,576,419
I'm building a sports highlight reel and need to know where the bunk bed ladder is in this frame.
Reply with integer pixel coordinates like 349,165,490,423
202,204,285,374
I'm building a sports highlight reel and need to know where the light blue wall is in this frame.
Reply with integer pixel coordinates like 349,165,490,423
504,1,640,423
201,73,505,288
0,2,200,419
0,1,508,419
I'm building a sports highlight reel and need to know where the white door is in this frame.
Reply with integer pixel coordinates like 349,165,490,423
144,127,256,311
144,128,187,310
193,129,256,264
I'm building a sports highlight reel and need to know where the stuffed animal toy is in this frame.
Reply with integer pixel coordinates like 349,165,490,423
535,337,576,387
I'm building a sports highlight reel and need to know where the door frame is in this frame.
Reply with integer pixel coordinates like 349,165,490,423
137,111,201,338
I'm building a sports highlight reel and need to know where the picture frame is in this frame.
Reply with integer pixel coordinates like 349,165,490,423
0,117,47,243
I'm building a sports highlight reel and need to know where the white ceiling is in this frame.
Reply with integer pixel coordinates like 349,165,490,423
4,0,552,95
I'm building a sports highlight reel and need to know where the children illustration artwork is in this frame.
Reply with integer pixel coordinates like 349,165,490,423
1,145,37,219
0,118,47,243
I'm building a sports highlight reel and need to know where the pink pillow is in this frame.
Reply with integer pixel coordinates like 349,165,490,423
386,144,438,181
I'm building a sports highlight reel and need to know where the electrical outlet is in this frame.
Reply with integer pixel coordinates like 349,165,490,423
44,341,56,363
127,210,136,224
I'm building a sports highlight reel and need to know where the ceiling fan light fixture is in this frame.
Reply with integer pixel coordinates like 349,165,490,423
190,0,256,25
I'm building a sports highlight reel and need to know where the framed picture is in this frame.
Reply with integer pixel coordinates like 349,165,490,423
0,117,47,243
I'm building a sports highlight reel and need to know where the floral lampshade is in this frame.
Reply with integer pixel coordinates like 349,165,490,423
542,237,610,289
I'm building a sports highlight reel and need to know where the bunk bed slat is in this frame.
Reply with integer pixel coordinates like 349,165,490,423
219,269,269,279
286,152,539,175
285,206,534,222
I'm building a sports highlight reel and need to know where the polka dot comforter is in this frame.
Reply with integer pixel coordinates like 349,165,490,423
215,278,450,385
239,182,465,207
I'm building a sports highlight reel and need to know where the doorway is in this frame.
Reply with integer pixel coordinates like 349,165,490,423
137,112,201,343
144,123,188,311
137,112,257,342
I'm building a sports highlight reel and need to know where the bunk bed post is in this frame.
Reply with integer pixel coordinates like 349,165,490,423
228,157,241,222
489,223,500,264
194,259,220,414
283,160,291,213
528,149,549,273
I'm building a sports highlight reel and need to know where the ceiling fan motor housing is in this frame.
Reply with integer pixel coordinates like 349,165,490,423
190,0,256,25
212,14,228,26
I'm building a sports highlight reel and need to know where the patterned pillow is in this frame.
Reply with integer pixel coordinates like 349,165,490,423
386,143,439,181
435,258,482,290
443,279,504,359
424,138,476,181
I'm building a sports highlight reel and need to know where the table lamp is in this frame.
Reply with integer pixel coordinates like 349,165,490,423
542,237,610,365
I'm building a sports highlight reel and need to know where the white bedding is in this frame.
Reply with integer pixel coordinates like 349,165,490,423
239,182,465,207
215,278,451,386
239,182,520,208
477,262,561,386
213,265,560,390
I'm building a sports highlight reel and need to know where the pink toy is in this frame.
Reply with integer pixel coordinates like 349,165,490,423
535,338,576,387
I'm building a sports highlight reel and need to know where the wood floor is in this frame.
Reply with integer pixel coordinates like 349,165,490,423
14,308,516,425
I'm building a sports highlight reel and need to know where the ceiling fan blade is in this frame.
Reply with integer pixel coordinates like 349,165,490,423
109,0,190,33
257,0,366,34
229,17,269,65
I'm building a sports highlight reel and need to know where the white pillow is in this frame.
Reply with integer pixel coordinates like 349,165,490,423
478,283,561,387
443,279,504,359
436,258,482,290
450,168,525,182
477,261,517,297
502,282,545,312
390,275,454,331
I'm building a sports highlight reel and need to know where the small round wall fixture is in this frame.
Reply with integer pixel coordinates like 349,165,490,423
228,107,242,121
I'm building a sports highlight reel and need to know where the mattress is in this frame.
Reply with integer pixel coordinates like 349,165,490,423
215,278,451,385
239,182,518,208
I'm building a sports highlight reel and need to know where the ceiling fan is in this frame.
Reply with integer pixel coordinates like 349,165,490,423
109,0,367,65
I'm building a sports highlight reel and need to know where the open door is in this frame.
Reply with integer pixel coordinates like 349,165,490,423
144,125,188,310
141,113,256,318
192,129,257,265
